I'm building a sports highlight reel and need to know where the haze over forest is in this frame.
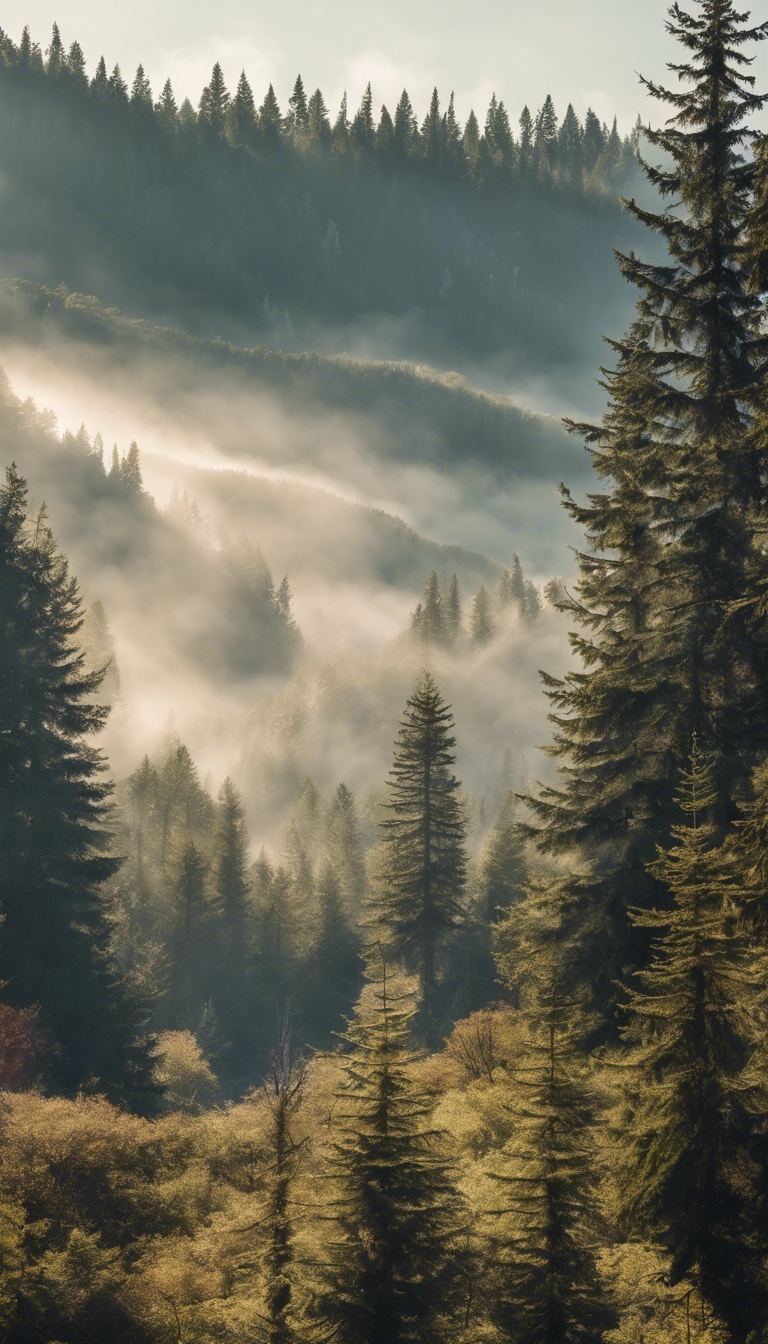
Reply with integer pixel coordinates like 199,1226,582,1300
4,4,768,1342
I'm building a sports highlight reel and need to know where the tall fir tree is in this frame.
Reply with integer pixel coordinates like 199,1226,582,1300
0,466,157,1109
519,0,768,1022
614,745,768,1337
375,671,467,1040
313,958,466,1344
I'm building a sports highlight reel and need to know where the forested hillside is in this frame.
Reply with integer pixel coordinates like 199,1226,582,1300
4,0,768,1342
0,21,644,373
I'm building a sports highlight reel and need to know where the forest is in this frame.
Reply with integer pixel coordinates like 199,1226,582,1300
4,0,768,1341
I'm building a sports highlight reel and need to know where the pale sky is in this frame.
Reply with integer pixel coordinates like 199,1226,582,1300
6,0,768,134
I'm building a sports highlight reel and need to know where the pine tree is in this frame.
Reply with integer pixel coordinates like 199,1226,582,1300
66,41,87,92
558,103,583,185
582,108,605,171
46,22,64,79
615,745,767,1336
213,778,251,1077
471,584,495,646
327,781,366,911
261,1020,306,1344
377,105,395,158
155,77,178,126
376,671,467,1038
394,89,418,159
306,862,362,1046
200,62,230,135
90,56,109,101
443,573,462,645
443,92,463,170
228,70,256,145
307,88,331,146
287,74,308,139
411,570,445,646
314,958,466,1344
535,94,558,173
486,952,615,1344
259,84,283,145
118,441,142,492
519,105,535,175
333,91,350,152
130,64,152,109
170,841,209,1015
351,83,375,153
108,64,128,104
422,87,442,166
463,109,481,169
0,466,157,1109
520,1,768,1020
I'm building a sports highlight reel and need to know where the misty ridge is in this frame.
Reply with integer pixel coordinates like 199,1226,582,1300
5,3,768,1343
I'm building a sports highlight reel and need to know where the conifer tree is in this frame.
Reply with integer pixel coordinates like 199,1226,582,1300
486,951,615,1344
376,671,467,1037
108,64,128,103
535,94,558,173
394,89,418,159
46,22,64,79
155,77,178,126
582,108,605,170
519,106,535,175
520,0,768,1018
615,745,767,1336
261,1020,306,1344
213,778,251,1077
307,88,331,145
351,83,375,153
90,55,109,101
463,109,481,168
200,62,230,135
377,104,395,158
259,84,284,145
0,466,156,1109
228,70,256,144
66,41,87,92
314,958,465,1343
422,87,442,166
287,74,308,139
443,573,462,645
306,862,362,1046
130,65,152,109
327,781,366,911
471,584,495,646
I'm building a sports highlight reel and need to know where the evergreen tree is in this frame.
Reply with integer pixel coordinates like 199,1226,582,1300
155,77,178,126
259,83,283,145
261,1020,306,1344
327,781,366,911
520,0,768,1020
130,64,152,110
471,584,495,646
108,64,128,104
46,22,64,79
90,55,109,101
0,466,156,1109
615,745,767,1336
486,953,615,1344
314,958,466,1344
443,573,462,645
422,87,442,166
200,62,230,135
411,570,445,646
118,440,142,492
333,91,350,151
463,109,481,169
394,89,418,159
351,83,375,153
582,107,605,170
519,105,535,175
306,862,362,1046
287,74,308,139
376,671,467,1037
213,778,251,1079
558,103,583,185
535,94,558,173
228,70,256,145
443,92,463,170
307,88,331,145
169,841,210,1021
377,104,395,158
66,41,87,92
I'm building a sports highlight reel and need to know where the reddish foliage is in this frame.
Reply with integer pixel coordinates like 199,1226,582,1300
0,1003,47,1090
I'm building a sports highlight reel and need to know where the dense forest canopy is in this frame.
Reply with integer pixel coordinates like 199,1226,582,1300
0,20,647,379
4,1,768,1342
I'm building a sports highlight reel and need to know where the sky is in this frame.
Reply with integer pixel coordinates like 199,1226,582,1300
7,0,767,134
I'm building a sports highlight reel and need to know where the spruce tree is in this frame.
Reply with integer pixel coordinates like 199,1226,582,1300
376,671,467,1038
314,958,465,1344
307,88,331,146
0,466,156,1109
486,952,615,1344
287,74,308,139
615,745,767,1336
306,862,362,1047
259,84,284,145
520,0,768,1019
471,584,495,646
443,573,462,646
213,778,251,1080
394,89,418,159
